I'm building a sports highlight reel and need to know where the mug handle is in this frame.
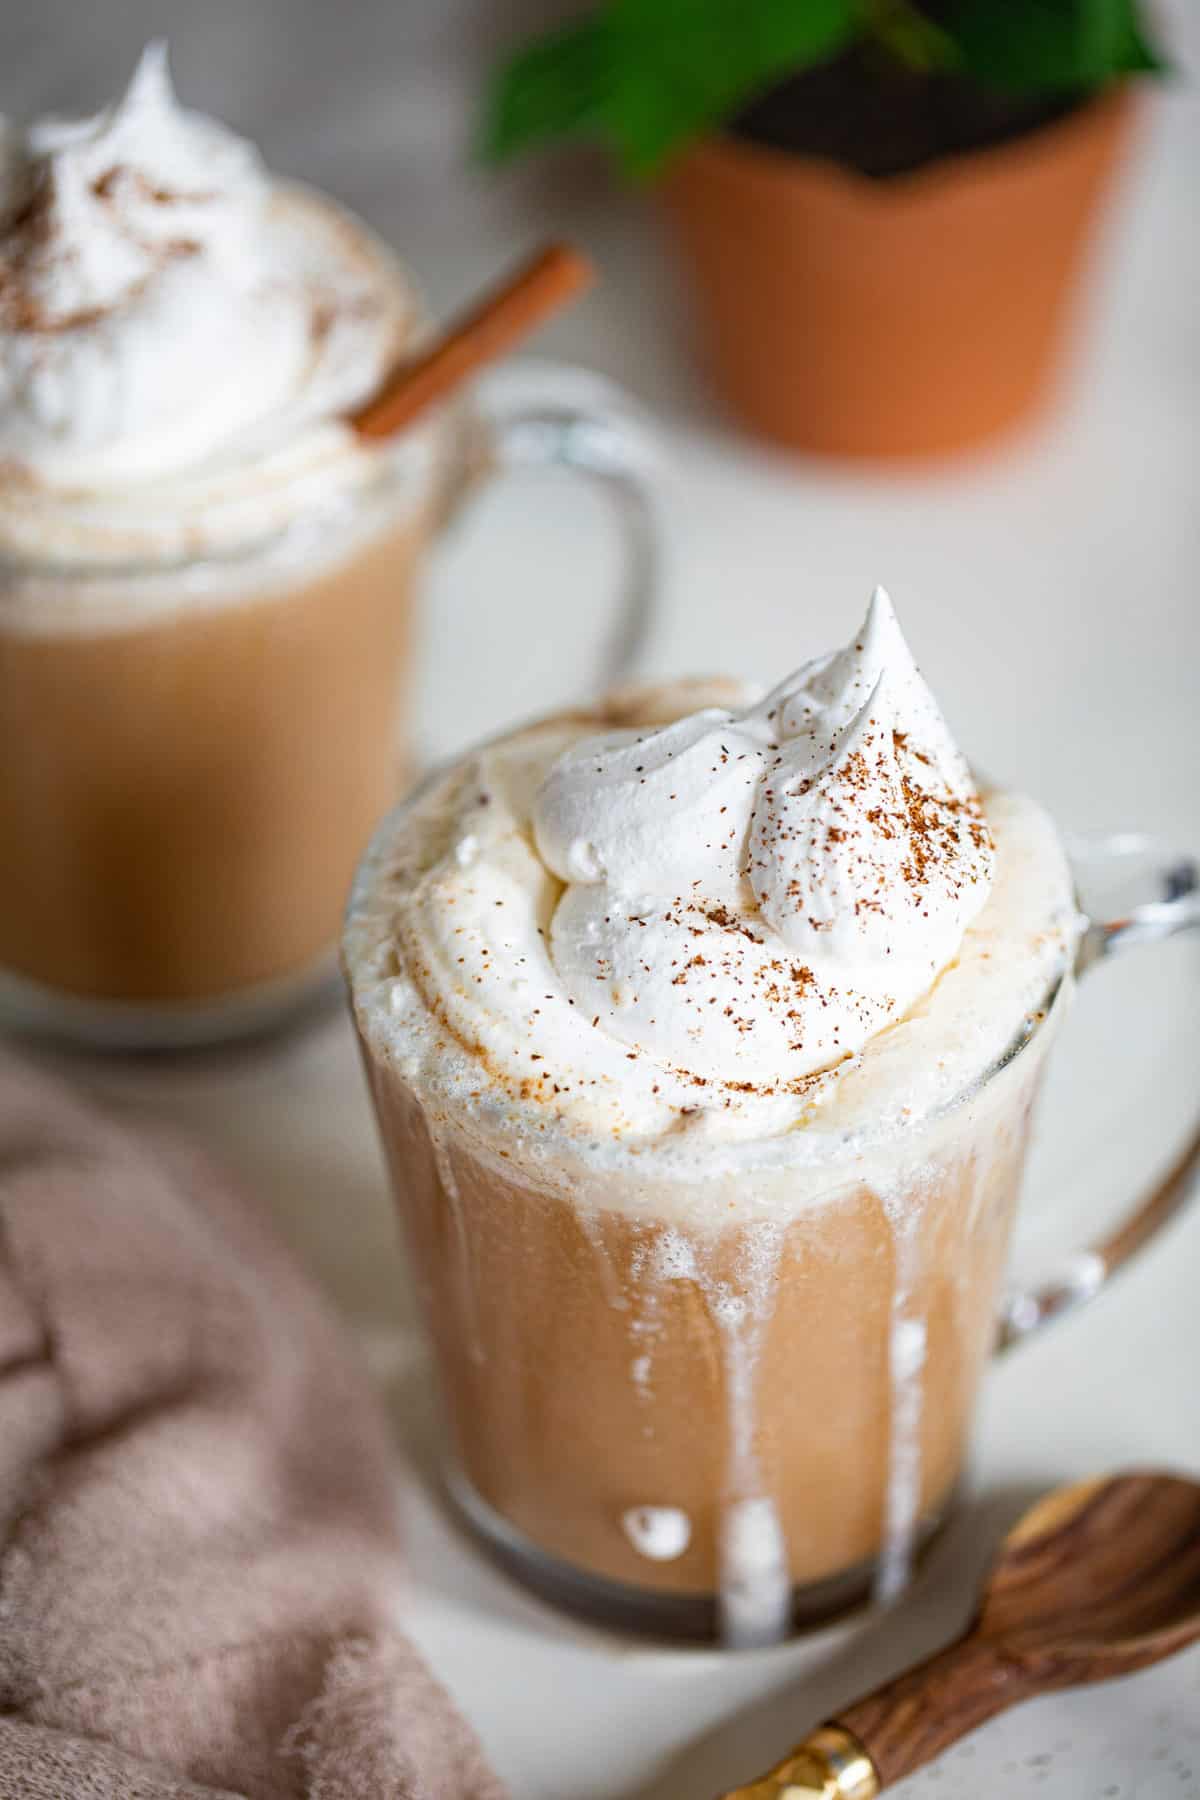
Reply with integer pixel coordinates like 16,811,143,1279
996,833,1200,1351
439,362,659,696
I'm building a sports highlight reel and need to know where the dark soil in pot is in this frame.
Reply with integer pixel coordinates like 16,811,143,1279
732,44,1085,179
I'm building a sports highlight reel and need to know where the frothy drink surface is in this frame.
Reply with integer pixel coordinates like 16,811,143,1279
346,595,1081,1642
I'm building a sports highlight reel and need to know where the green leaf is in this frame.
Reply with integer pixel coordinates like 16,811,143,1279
479,18,611,163
944,0,1167,93
477,0,1165,179
602,0,859,176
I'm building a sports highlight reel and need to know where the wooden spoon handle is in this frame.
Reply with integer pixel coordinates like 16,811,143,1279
836,1635,1029,1788
722,1470,1200,1798
720,1638,1029,1797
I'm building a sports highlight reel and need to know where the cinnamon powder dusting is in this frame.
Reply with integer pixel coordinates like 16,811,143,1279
0,163,204,335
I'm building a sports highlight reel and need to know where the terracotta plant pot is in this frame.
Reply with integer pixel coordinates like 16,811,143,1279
660,87,1136,460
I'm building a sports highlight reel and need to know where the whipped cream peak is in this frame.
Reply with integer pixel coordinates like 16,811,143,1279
0,45,408,497
31,42,254,176
531,592,995,1084
747,662,992,982
2,45,268,335
750,586,974,800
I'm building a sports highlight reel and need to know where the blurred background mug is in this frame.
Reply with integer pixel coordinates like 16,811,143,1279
0,355,658,1051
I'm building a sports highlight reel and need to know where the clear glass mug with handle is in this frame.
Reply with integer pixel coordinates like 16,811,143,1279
996,833,1200,1347
347,778,1200,1645
0,366,658,1050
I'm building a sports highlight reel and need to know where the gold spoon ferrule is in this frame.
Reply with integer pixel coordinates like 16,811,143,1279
719,1724,880,1799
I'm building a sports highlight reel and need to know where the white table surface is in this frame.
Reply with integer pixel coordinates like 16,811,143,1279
12,4,1200,1794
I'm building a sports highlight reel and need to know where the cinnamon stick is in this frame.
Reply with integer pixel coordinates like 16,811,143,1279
351,241,594,442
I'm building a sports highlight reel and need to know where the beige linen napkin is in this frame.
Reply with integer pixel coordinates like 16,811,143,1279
0,1054,506,1800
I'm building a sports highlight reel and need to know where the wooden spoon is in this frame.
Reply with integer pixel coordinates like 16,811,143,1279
721,1470,1200,1798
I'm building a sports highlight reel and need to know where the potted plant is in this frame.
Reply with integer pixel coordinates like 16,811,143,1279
480,1,1166,460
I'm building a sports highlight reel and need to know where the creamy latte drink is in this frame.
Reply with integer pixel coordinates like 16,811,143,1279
346,591,1080,1643
0,48,439,1036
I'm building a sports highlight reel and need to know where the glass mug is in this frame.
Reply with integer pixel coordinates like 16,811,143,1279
348,803,1200,1646
0,373,657,1050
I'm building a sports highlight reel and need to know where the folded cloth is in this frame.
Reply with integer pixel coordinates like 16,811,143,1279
0,1055,506,1800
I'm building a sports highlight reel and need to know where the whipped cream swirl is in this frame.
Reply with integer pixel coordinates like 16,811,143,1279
533,590,994,1083
347,595,1080,1151
0,44,406,495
